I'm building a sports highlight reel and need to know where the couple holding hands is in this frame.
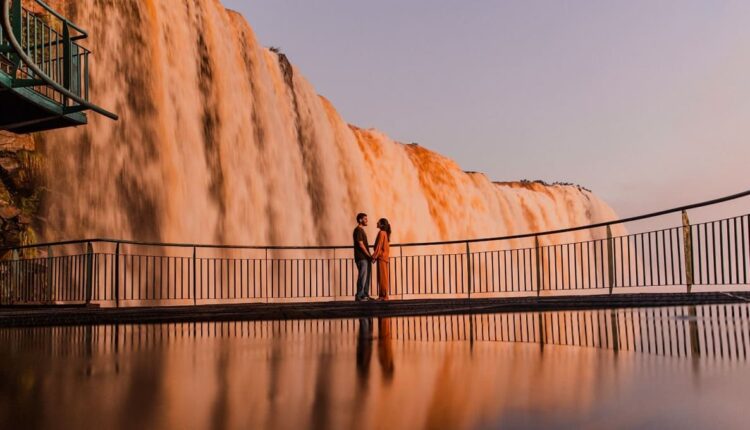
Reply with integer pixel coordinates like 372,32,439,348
353,213,391,301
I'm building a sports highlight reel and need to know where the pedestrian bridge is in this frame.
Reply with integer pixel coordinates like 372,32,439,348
0,0,116,133
1,190,749,308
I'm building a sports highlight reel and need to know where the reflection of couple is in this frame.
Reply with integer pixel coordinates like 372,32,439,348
352,317,394,428
356,318,395,383
353,213,391,302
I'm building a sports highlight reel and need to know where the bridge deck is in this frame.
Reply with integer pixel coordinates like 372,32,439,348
0,71,87,132
1,291,748,328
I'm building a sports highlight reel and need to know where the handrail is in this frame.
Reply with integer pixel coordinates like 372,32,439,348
1,0,118,120
34,0,87,36
3,188,749,252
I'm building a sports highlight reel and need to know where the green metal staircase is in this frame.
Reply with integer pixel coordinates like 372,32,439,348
0,0,116,134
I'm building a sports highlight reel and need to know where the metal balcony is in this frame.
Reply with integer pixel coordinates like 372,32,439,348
0,0,116,134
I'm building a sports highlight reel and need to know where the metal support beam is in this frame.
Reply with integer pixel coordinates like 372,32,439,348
9,0,20,71
682,210,694,293
265,248,269,303
465,242,472,299
85,242,93,305
607,226,615,294
62,21,70,104
11,78,44,87
332,248,338,301
535,235,542,296
46,245,52,303
398,246,404,301
192,246,197,306
114,242,120,307
64,104,89,114
0,115,70,131
10,248,18,304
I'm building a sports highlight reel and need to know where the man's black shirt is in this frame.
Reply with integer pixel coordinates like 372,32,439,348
353,226,369,261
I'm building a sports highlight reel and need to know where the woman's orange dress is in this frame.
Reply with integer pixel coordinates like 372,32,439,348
373,230,390,299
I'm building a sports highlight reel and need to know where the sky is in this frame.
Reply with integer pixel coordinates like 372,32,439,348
222,0,750,224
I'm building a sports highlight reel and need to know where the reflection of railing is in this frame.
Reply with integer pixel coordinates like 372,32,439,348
1,190,749,306
391,305,750,361
0,0,117,119
1,305,747,361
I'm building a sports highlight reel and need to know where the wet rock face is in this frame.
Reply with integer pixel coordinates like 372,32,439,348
0,132,35,152
0,132,41,251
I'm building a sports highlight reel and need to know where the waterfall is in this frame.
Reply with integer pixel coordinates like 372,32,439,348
36,0,620,247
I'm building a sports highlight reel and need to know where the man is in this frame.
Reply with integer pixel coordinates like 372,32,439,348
353,213,373,301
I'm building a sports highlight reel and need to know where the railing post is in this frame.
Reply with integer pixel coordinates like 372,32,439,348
9,0,21,72
682,210,694,293
10,249,19,304
332,248,337,301
114,242,120,308
535,235,542,297
62,22,71,102
192,246,197,306
606,226,615,295
265,248,269,303
84,51,89,100
46,245,53,304
465,242,472,299
399,246,404,301
85,242,93,305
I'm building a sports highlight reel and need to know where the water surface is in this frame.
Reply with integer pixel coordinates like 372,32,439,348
2,305,750,429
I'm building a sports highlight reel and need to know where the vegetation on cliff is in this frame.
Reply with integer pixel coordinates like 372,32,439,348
0,132,43,254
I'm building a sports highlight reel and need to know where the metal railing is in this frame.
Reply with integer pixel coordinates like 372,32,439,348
0,0,117,119
1,189,749,307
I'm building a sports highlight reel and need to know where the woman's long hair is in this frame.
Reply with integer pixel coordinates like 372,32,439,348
377,218,391,240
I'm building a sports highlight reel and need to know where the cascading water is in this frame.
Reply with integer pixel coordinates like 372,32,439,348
36,0,620,248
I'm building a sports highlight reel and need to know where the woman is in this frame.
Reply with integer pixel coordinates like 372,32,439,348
372,218,391,300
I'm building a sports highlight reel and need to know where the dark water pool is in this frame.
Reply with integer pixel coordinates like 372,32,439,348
2,304,750,429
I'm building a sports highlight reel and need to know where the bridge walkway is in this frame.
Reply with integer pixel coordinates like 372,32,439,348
2,292,749,328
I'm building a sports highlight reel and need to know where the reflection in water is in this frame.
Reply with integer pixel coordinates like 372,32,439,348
311,340,332,430
1,305,750,429
357,317,374,383
378,318,395,382
385,305,750,361
353,317,373,430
